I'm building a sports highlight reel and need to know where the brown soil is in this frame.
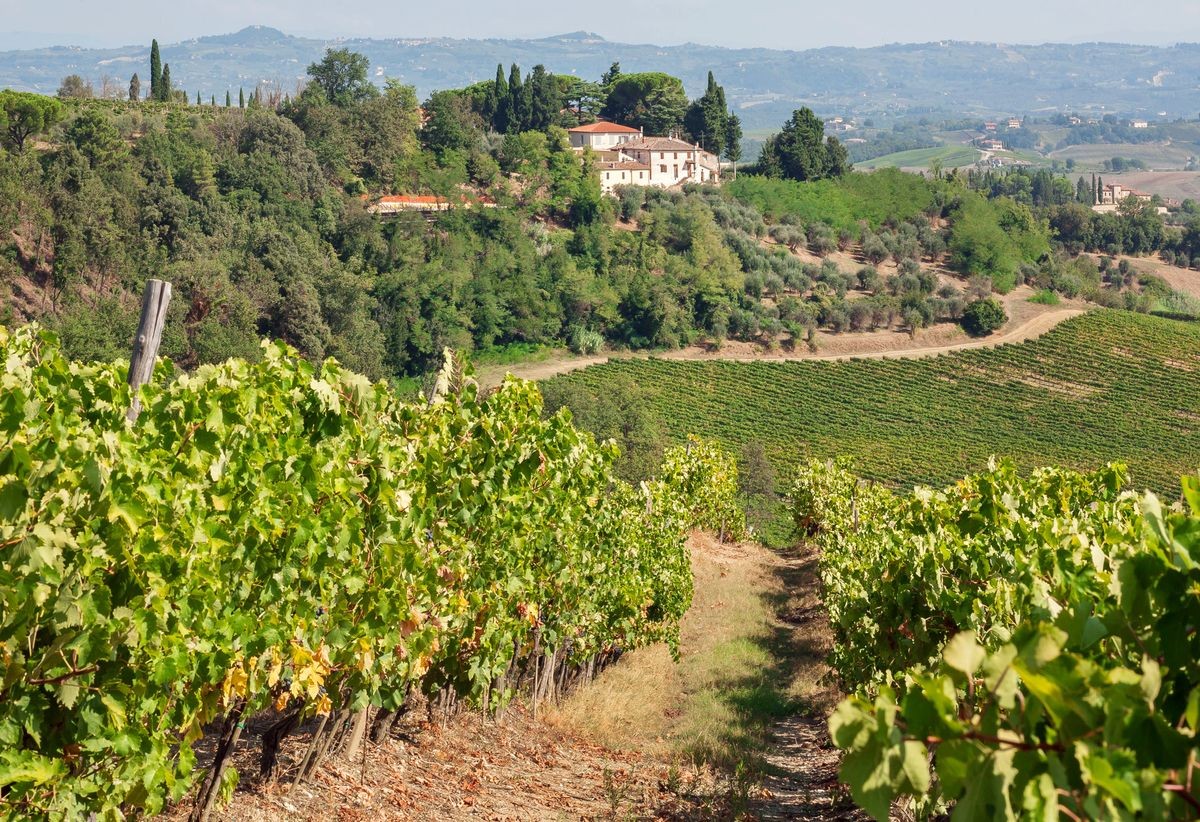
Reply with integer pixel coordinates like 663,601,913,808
482,297,1086,387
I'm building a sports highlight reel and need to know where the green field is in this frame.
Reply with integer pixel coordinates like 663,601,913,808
1047,141,1200,169
545,311,1200,498
857,145,980,169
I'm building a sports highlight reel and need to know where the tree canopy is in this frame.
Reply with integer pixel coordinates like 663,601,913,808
0,91,63,152
306,48,378,107
602,72,687,135
758,108,850,182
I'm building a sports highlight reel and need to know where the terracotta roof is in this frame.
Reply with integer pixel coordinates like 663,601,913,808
568,121,641,134
617,136,702,152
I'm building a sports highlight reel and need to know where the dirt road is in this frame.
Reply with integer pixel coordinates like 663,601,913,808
481,307,1086,387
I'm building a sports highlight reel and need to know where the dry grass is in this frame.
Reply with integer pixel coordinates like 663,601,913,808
552,534,837,772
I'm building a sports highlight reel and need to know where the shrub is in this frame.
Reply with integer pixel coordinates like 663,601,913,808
961,297,1008,336
1028,289,1060,305
567,325,604,355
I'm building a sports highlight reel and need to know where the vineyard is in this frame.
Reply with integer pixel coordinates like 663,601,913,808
0,325,743,819
796,457,1200,818
545,310,1200,502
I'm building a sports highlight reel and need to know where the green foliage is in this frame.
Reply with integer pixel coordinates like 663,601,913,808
960,297,1007,336
726,169,936,233
149,39,161,100
602,72,688,135
1028,288,1060,305
0,326,742,818
0,91,63,152
757,108,850,182
683,71,729,156
947,192,1050,291
812,458,1200,819
305,48,377,107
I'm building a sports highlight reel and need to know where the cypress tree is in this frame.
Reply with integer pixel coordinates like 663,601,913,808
210,94,215,106
196,91,201,105
159,64,172,102
238,87,244,108
149,39,161,100
506,64,527,132
492,64,510,132
528,65,561,131
225,90,231,107
128,72,140,102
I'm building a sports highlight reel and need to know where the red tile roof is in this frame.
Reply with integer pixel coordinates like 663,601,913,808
568,121,641,134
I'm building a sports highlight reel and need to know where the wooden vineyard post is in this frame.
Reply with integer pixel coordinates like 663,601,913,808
126,278,172,423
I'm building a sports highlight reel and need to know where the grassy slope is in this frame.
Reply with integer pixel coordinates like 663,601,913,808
857,145,980,169
544,310,1200,498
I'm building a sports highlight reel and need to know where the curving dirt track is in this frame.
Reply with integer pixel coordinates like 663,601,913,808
482,307,1087,387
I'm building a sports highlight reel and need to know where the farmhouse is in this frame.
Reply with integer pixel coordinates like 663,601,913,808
1006,118,1022,129
1131,120,1149,129
1092,183,1167,214
1096,183,1152,206
572,127,722,194
567,121,642,151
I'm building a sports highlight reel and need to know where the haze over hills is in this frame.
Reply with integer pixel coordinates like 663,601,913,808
3,26,1200,130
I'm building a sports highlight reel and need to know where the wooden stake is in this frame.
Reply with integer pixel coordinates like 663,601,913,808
127,278,172,423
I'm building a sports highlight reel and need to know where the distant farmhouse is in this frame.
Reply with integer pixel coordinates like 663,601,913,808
568,121,722,194
1093,182,1169,214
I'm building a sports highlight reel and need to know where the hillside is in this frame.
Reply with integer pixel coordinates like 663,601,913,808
544,310,1200,498
5,28,1200,128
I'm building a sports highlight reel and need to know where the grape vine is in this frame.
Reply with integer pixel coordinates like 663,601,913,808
795,458,1200,819
0,325,742,819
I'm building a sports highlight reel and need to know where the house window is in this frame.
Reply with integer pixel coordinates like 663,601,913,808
660,164,667,173
673,165,678,177
673,152,678,159
639,172,645,179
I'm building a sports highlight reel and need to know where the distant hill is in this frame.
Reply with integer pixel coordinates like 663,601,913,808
3,26,1200,130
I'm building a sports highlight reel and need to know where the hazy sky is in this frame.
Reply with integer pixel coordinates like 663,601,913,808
4,0,1199,50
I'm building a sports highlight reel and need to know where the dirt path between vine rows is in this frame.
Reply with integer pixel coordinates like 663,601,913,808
748,545,866,821
478,306,1086,387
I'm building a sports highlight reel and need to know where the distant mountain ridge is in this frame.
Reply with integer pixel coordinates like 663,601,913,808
3,26,1199,130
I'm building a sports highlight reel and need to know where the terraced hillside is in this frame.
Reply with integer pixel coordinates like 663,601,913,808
546,310,1200,498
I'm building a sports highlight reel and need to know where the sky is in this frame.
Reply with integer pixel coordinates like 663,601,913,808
2,0,1198,50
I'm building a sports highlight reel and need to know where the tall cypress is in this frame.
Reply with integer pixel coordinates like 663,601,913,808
225,90,231,107
507,64,526,133
485,63,507,131
196,91,201,105
159,64,171,102
238,88,245,108
149,40,161,100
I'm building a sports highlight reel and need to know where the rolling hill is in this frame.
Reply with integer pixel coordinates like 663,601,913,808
3,27,1200,129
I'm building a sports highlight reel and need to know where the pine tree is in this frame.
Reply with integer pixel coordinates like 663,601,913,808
238,87,244,108
149,39,161,99
158,64,171,102
225,90,231,107
128,73,140,102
